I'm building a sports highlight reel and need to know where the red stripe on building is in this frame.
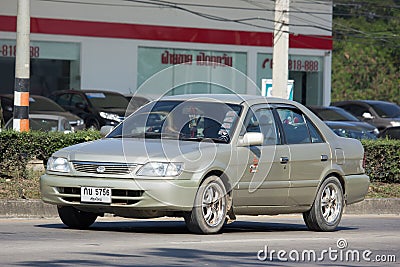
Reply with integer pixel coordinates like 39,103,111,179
0,15,332,50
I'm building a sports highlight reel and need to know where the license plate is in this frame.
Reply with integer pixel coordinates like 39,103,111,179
81,187,111,203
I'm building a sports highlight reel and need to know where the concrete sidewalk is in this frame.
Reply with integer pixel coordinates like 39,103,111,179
0,198,399,218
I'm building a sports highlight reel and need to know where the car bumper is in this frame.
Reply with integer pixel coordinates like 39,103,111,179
40,174,198,213
344,174,370,205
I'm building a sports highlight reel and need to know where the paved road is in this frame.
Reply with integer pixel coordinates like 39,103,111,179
0,215,398,266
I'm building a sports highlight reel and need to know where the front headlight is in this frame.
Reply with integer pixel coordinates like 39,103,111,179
390,121,400,127
100,112,122,122
76,119,84,126
136,162,184,177
47,157,71,173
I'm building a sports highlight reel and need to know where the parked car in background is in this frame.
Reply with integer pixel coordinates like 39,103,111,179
41,94,369,234
331,100,400,132
307,105,379,138
5,114,73,133
378,126,400,140
324,121,377,140
0,94,85,131
50,90,130,130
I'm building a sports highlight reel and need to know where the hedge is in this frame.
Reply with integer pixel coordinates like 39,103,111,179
0,130,101,177
361,139,400,183
0,130,399,183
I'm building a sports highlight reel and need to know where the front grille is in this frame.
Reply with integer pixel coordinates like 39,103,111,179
56,187,144,205
72,161,137,175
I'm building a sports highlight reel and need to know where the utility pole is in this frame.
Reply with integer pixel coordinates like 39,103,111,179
13,0,30,132
272,0,289,99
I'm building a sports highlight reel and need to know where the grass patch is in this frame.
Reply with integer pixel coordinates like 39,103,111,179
0,170,43,200
367,182,400,199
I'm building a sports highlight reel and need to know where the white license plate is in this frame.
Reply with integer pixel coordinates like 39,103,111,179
81,187,111,203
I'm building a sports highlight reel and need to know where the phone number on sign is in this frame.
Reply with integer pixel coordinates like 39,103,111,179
1,45,40,58
289,59,319,72
262,58,320,72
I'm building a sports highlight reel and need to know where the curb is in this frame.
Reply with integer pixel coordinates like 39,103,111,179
344,198,400,215
0,199,399,218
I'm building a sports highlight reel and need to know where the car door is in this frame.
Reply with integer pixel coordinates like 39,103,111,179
233,105,290,206
276,106,331,206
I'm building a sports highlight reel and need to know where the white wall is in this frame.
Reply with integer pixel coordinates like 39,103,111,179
2,0,332,35
0,0,332,102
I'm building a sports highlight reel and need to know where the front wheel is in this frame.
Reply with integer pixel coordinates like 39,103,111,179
57,206,98,229
303,177,344,231
184,176,228,234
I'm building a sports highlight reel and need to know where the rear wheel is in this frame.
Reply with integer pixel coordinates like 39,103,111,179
85,119,100,130
303,176,344,231
184,176,227,234
57,206,98,229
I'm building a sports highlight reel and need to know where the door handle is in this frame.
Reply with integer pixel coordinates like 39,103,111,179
321,154,328,161
280,157,289,164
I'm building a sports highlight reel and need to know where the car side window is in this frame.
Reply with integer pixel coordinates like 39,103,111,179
343,104,368,117
277,107,323,144
55,94,71,106
71,94,86,107
306,118,324,143
244,108,280,145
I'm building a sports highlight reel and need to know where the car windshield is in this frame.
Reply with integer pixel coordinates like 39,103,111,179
107,100,242,143
85,92,129,109
314,107,359,122
369,102,400,118
29,97,66,112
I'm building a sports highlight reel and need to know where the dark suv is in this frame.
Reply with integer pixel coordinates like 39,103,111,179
331,100,400,131
50,90,130,129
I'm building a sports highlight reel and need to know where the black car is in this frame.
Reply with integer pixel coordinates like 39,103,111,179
324,121,377,140
307,105,379,137
331,100,400,132
378,126,400,140
0,94,85,131
50,90,130,129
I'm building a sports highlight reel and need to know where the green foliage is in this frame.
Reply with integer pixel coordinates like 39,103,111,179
362,139,400,183
0,130,101,178
332,0,400,103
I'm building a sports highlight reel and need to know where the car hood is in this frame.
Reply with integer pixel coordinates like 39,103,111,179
342,121,377,132
325,121,375,131
54,138,221,165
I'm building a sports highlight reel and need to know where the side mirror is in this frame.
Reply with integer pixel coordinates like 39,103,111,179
100,125,114,137
362,112,374,119
238,132,264,146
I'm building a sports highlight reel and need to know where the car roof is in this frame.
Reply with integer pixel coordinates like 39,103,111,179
308,105,343,111
28,114,67,120
54,89,126,95
332,100,397,106
158,94,296,106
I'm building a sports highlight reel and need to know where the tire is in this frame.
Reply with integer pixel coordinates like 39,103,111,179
303,176,344,232
86,119,100,130
57,206,98,229
184,176,228,234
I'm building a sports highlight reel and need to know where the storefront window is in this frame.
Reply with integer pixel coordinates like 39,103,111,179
0,40,80,96
257,53,324,105
137,47,247,97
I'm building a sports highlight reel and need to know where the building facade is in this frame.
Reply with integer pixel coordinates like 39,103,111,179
0,0,333,105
